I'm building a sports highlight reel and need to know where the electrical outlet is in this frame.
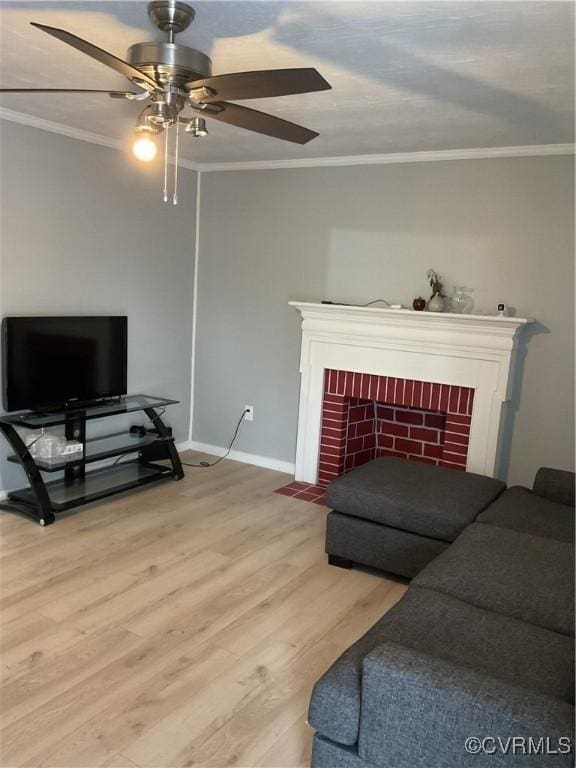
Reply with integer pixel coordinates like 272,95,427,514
244,405,254,422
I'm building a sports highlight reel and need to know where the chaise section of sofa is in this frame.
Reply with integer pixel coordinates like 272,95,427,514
325,457,505,577
326,457,506,542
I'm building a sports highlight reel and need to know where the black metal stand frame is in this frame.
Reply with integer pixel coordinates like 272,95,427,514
0,401,184,526
0,421,55,525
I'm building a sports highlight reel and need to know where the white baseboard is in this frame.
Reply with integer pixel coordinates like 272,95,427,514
182,440,295,475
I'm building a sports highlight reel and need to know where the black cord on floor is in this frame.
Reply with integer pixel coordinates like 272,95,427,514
182,408,249,468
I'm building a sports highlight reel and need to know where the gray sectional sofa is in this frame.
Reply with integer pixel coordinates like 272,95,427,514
309,462,575,767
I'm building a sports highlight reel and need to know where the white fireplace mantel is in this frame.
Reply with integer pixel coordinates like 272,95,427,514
290,302,532,482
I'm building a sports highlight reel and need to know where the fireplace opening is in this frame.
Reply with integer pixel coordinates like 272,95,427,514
319,370,474,487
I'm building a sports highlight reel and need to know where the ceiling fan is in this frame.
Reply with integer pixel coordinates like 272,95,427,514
0,0,332,202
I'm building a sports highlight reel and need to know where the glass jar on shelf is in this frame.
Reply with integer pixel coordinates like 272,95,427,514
452,286,474,314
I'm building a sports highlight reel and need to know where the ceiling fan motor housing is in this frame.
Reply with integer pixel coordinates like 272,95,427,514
127,42,212,87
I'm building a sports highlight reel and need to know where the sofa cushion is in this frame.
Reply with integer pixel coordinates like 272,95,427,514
326,458,505,542
477,486,575,543
308,585,574,746
534,467,575,507
414,523,575,635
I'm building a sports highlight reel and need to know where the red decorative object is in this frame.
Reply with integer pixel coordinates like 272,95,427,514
317,369,474,487
412,297,426,311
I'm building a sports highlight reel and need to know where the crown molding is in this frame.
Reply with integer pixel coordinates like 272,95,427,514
0,107,201,171
1,108,573,172
198,143,575,172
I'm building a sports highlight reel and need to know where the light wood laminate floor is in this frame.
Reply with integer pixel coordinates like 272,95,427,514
0,454,406,768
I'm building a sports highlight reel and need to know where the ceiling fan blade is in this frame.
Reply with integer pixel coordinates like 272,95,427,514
186,68,331,102
0,88,138,97
196,102,319,144
30,22,159,92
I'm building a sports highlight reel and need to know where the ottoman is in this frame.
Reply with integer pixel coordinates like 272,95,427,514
325,457,505,577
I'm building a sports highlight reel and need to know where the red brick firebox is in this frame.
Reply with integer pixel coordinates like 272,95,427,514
318,369,475,487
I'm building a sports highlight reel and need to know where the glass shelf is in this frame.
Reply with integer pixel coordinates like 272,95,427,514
0,394,178,429
7,431,174,472
9,461,173,512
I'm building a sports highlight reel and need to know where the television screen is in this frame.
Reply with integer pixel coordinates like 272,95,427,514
2,316,127,412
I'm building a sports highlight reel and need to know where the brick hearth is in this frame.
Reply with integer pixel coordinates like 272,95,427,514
318,369,474,486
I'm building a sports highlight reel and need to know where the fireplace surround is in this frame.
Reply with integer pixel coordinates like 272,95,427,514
290,302,531,484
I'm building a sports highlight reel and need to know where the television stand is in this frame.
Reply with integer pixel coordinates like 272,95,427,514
0,394,184,526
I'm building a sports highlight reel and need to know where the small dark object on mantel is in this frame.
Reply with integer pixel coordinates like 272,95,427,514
413,297,426,311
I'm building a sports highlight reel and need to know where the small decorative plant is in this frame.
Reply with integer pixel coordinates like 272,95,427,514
426,269,445,298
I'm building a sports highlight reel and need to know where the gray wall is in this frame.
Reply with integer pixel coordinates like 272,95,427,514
0,121,196,493
194,157,574,486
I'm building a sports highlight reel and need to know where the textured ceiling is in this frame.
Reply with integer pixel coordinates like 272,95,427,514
0,1,574,163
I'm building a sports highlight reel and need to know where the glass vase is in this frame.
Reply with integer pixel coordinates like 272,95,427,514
452,287,474,314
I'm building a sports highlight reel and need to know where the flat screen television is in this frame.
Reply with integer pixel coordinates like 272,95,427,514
2,316,128,412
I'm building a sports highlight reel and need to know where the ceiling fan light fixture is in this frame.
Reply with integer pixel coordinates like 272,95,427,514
132,129,158,161
4,1,331,202
185,117,208,137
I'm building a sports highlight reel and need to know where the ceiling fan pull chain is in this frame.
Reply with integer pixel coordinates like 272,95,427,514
173,120,180,206
163,125,169,203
